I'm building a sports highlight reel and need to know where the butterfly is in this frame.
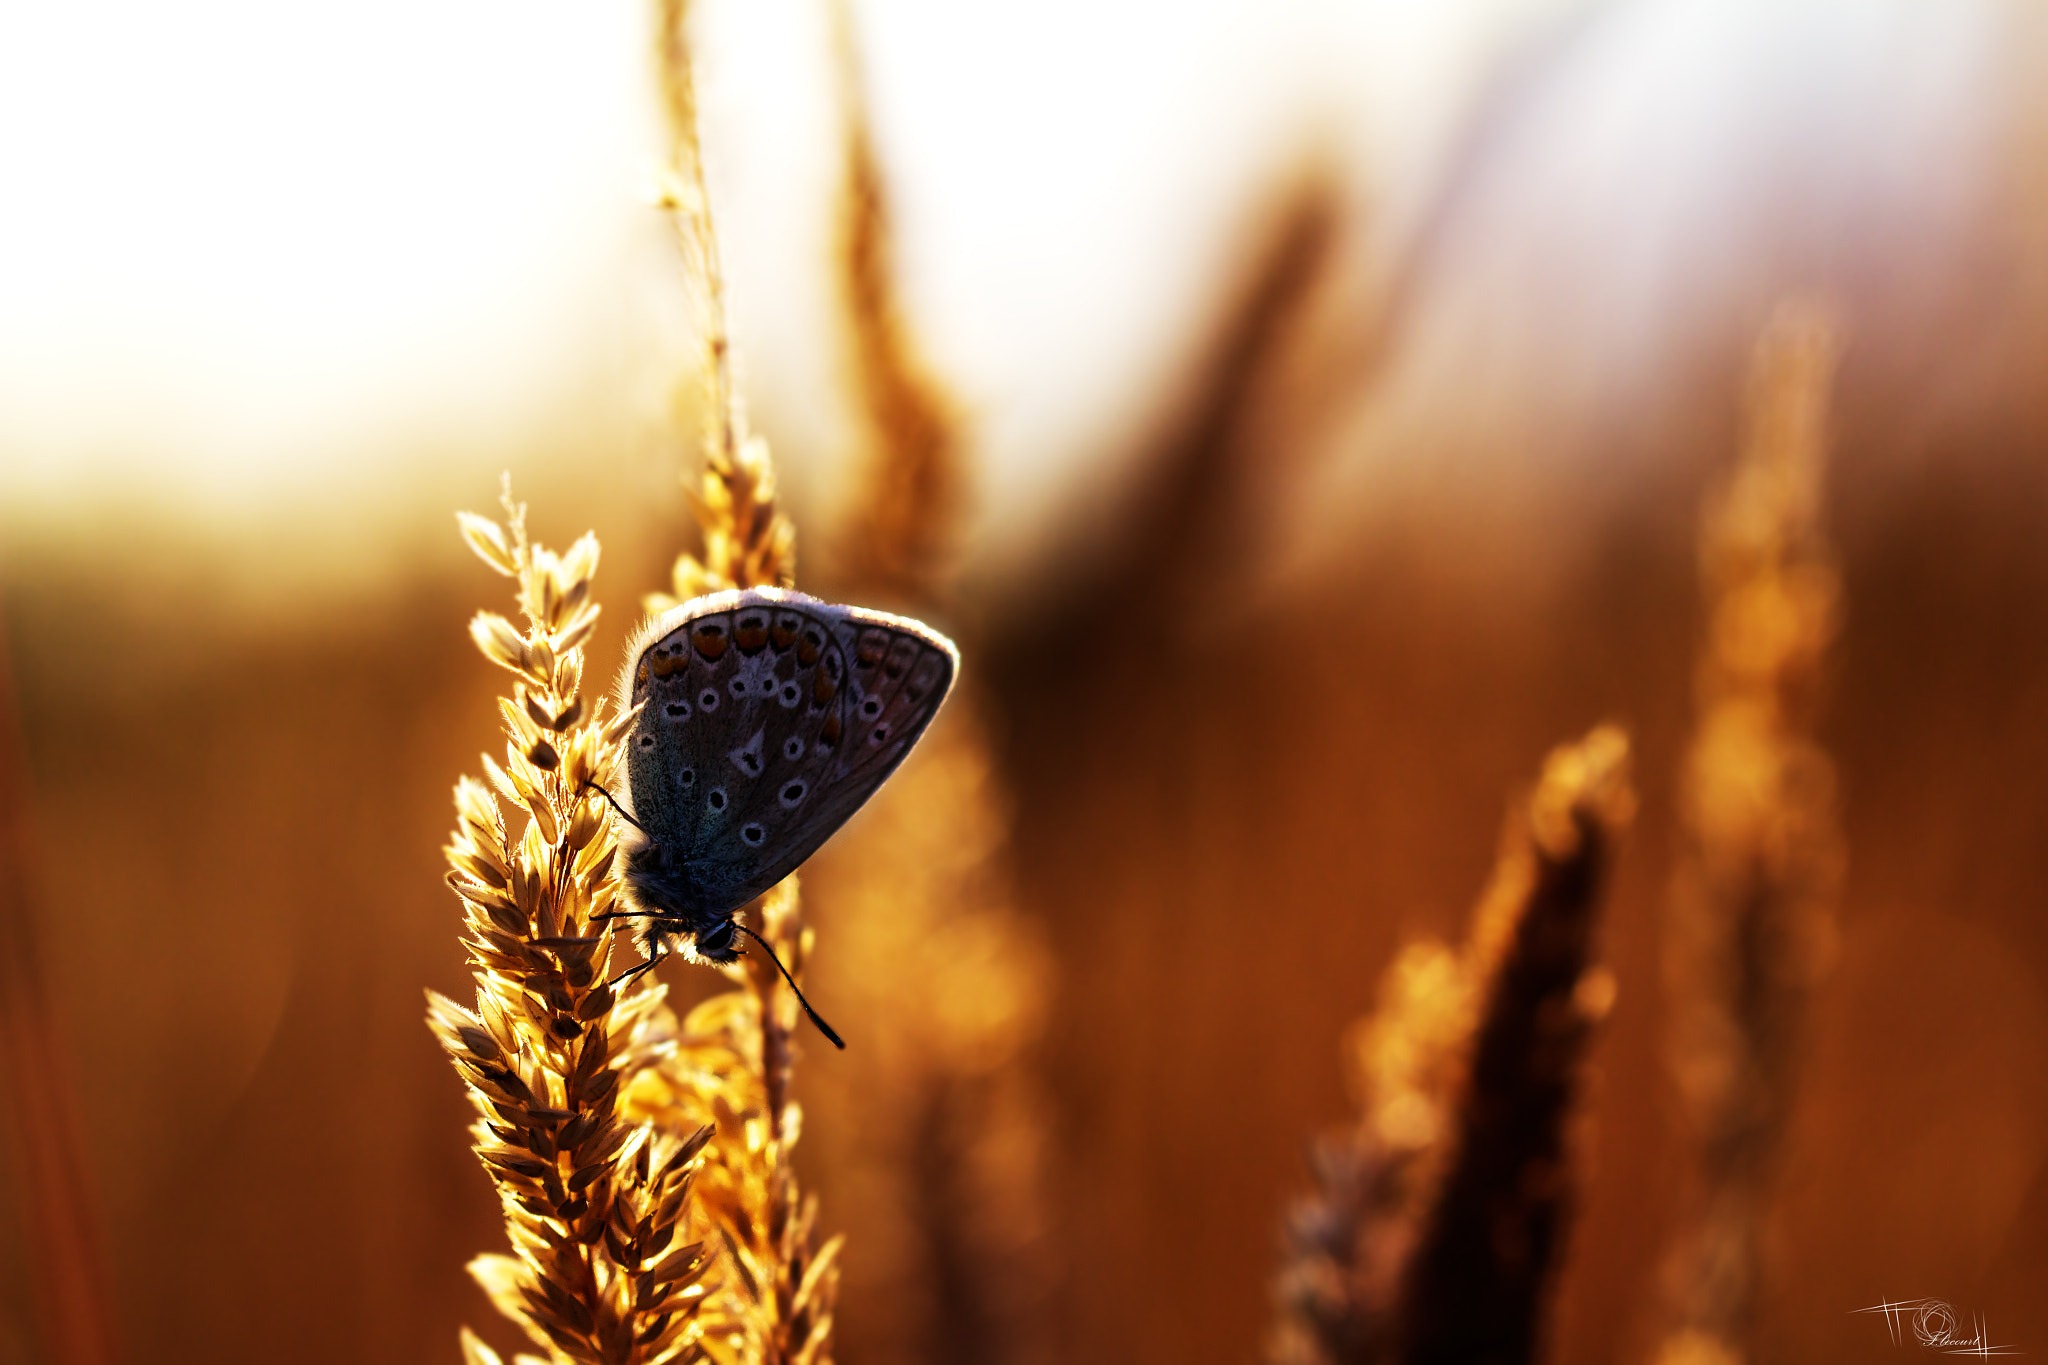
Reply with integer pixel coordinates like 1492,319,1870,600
589,586,958,1047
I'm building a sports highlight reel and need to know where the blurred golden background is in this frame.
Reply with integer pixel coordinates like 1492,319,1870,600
5,1,2048,1362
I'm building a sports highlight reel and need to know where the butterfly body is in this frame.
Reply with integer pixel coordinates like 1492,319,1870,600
610,587,958,972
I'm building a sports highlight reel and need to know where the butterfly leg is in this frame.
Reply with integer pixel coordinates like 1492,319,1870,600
597,915,675,991
607,943,665,992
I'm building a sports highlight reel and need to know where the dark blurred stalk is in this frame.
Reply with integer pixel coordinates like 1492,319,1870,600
1268,729,1630,1365
811,9,1059,1365
0,595,123,1365
829,0,962,610
1397,729,1632,1365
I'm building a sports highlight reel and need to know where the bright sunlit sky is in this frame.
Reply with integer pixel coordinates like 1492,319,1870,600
1,0,665,516
0,2,1266,512
0,0,1598,560
3,0,1997,586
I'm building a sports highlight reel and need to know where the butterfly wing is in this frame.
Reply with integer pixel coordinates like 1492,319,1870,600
615,587,958,918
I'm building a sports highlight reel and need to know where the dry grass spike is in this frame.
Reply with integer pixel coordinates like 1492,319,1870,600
431,478,715,1365
1266,940,1473,1365
1267,725,1634,1365
597,6,845,1361
1653,302,1845,1365
622,880,844,1365
647,0,795,613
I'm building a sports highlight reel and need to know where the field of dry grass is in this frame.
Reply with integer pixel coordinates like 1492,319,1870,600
5,3,2048,1364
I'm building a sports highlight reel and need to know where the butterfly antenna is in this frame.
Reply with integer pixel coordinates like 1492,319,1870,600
735,923,846,1050
577,780,648,836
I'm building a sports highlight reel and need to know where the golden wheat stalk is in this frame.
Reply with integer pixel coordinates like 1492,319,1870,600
1653,305,1844,1365
621,879,843,1365
603,6,842,1363
430,480,714,1365
1267,726,1634,1365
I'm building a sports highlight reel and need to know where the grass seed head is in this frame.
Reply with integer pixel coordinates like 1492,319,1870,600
434,488,716,1365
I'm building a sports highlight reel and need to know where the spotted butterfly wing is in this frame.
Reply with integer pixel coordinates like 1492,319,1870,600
613,587,958,918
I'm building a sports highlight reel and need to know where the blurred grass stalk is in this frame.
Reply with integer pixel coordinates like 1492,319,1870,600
827,0,961,605
1267,725,1635,1365
789,5,1061,1363
0,608,123,1365
1653,305,1844,1365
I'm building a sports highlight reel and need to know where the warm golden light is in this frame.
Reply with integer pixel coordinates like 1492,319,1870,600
3,3,2046,1364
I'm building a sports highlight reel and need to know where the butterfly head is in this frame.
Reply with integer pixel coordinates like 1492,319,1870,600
690,917,739,962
